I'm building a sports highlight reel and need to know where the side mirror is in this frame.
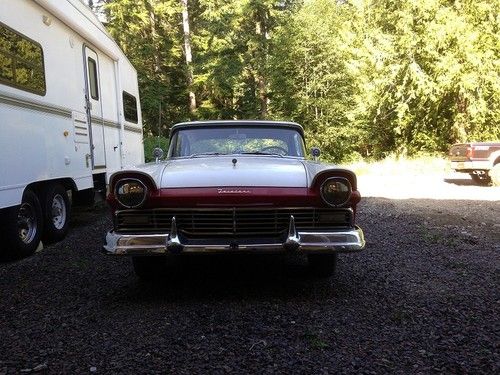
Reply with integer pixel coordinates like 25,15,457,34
310,147,321,161
152,147,164,163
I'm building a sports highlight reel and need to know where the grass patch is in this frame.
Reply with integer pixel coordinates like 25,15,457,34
303,330,329,350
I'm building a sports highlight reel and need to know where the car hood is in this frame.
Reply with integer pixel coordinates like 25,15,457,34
159,156,307,188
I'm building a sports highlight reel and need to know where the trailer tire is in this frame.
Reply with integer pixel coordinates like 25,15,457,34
0,189,43,259
42,184,70,243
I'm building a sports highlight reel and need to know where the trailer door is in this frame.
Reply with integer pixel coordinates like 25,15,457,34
83,46,106,170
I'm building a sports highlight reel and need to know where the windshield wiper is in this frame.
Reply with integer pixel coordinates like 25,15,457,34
239,151,284,157
189,152,226,158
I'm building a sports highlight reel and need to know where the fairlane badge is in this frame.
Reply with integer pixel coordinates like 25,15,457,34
217,188,252,194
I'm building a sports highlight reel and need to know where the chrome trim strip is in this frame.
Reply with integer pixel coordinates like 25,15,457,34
0,92,72,118
103,226,365,255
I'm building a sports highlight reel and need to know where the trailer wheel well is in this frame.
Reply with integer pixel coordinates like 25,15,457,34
26,178,78,197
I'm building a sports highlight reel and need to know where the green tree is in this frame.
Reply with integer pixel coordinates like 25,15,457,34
100,0,500,161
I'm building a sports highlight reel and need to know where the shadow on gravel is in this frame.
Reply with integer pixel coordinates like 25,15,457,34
70,203,108,229
443,177,484,186
111,255,352,304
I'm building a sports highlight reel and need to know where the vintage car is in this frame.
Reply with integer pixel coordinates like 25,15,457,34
103,120,365,279
449,142,500,186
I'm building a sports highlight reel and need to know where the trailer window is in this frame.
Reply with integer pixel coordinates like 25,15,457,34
87,57,99,100
123,91,138,123
0,22,46,95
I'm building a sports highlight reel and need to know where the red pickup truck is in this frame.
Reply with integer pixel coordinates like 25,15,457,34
449,142,500,186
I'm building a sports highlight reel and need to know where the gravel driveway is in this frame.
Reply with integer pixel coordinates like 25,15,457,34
0,180,499,373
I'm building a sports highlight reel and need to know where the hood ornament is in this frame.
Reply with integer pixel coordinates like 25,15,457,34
232,158,237,166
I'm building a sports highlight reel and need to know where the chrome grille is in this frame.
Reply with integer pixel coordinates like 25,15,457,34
115,208,353,238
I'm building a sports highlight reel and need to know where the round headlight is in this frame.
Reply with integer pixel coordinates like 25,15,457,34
320,177,352,207
115,179,147,208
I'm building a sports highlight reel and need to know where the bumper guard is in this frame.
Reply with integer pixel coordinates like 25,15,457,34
103,215,365,255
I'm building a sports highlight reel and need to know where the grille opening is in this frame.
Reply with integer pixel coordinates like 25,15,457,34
115,207,353,239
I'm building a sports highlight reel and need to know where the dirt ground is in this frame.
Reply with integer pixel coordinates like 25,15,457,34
0,168,498,374
358,168,500,201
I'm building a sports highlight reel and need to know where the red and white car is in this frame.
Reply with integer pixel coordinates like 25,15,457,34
103,121,365,278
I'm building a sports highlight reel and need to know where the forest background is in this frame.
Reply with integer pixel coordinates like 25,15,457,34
88,0,499,162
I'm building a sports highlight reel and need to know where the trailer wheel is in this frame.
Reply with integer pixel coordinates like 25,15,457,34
0,189,43,258
42,184,70,243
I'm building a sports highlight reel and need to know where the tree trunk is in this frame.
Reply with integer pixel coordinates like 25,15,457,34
144,0,160,74
255,10,269,119
180,0,196,114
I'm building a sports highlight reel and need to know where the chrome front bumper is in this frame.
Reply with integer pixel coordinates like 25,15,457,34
103,216,365,255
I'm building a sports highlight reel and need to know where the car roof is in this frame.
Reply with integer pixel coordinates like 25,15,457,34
169,120,304,136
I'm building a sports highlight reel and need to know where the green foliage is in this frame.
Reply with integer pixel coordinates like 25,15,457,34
100,0,500,161
143,136,169,162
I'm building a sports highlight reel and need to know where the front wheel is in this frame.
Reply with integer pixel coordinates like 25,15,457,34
132,256,167,280
42,184,70,243
489,164,500,187
308,254,338,278
470,173,490,185
0,189,43,259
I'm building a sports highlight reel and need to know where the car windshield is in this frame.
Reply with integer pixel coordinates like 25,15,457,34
169,126,305,158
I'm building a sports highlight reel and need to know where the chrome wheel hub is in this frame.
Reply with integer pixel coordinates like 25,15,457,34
17,202,37,244
51,194,67,230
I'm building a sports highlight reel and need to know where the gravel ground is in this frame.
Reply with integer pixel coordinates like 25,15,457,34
0,180,499,374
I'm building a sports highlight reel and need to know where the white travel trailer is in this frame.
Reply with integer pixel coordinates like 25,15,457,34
0,0,144,257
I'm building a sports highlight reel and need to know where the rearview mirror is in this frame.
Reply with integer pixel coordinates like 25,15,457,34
311,147,321,161
152,147,164,162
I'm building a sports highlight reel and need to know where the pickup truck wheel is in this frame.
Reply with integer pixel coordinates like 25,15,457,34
132,256,167,280
308,254,338,277
42,184,70,243
0,189,43,259
489,164,500,186
470,173,490,185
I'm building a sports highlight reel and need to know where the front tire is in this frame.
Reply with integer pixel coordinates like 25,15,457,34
132,256,167,280
308,254,338,277
42,184,70,243
470,173,490,185
0,189,43,259
489,164,500,187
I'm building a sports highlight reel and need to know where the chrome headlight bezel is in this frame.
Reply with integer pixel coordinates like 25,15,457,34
114,178,148,208
320,177,352,207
